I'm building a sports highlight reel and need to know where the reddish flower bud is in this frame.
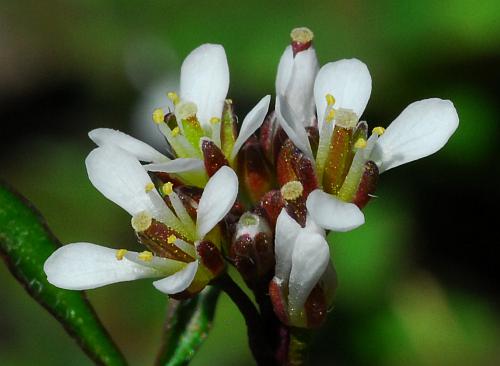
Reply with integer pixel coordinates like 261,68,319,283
229,212,274,285
256,190,285,229
352,160,379,209
201,139,229,177
238,137,273,204
277,140,318,197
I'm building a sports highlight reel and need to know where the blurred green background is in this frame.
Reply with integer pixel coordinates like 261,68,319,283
1,0,499,365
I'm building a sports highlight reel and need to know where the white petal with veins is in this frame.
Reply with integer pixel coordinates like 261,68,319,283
89,128,167,163
274,209,302,281
153,260,199,294
85,145,167,220
288,232,330,315
231,95,271,159
44,243,184,290
144,158,205,173
306,189,365,231
180,44,229,129
372,98,459,173
196,166,238,239
314,59,372,130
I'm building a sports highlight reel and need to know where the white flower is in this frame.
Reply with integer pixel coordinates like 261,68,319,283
271,209,335,327
44,145,238,295
275,27,319,127
278,58,459,231
89,44,271,185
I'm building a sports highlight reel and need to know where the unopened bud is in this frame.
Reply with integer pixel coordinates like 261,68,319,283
277,140,318,198
229,212,274,285
238,137,273,203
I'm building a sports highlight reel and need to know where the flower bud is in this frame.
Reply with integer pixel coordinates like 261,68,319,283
238,137,273,204
277,140,318,197
229,212,274,285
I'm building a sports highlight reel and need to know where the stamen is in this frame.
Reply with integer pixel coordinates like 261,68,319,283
210,117,221,125
152,108,164,124
144,182,155,193
115,249,128,261
138,251,153,262
372,126,385,136
325,94,336,106
167,92,180,105
171,127,180,137
335,108,358,129
280,180,304,201
167,234,177,244
175,101,197,121
131,211,153,232
325,109,336,123
291,27,314,44
161,182,174,196
354,137,367,149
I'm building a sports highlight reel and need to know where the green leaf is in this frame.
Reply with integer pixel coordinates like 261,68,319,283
0,182,127,366
156,286,220,366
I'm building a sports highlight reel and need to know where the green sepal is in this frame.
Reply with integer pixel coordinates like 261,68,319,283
221,100,237,163
156,286,220,366
0,182,127,366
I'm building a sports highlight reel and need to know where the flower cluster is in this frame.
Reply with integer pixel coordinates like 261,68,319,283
44,27,458,329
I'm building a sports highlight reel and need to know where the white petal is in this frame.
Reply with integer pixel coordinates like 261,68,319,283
306,189,365,232
86,145,167,220
275,45,294,96
88,128,167,163
180,44,229,129
274,209,302,281
153,260,198,294
44,243,183,290
284,47,319,125
276,95,313,158
305,214,325,237
288,232,330,314
314,59,372,130
196,166,238,239
230,95,271,159
144,158,205,173
372,98,459,173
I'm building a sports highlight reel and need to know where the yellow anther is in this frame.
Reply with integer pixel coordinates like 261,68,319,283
226,98,233,105
291,27,314,43
131,211,152,232
372,126,385,136
152,108,164,124
210,117,221,125
162,182,174,196
115,249,128,261
171,127,180,137
167,92,180,105
167,234,177,244
175,101,197,120
280,181,304,201
325,94,336,106
138,251,153,262
325,109,336,123
145,182,155,193
354,137,367,149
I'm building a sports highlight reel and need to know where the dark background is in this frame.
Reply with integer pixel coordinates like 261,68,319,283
1,1,499,365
